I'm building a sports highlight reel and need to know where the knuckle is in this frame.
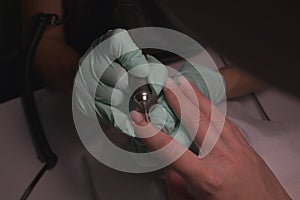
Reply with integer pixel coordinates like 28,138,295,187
105,28,127,39
185,110,201,132
198,114,210,131
106,29,130,49
108,35,120,47
111,28,127,35
190,110,201,124
203,173,223,193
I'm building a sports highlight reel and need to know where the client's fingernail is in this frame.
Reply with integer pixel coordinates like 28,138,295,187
130,111,144,123
165,78,177,89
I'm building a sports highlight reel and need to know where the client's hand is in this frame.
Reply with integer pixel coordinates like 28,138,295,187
130,77,291,200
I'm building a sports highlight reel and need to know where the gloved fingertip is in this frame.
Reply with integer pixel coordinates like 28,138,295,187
130,111,145,124
129,65,150,78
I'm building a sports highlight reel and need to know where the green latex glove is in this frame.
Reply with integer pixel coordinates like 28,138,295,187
73,29,167,137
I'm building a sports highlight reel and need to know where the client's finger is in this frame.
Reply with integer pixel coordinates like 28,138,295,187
130,111,203,178
177,76,244,145
178,76,223,121
163,78,201,134
163,78,213,146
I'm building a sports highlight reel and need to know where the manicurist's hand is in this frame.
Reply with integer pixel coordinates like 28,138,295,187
130,77,291,200
73,29,168,137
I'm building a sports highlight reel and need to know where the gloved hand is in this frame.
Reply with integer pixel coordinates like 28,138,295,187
73,29,168,137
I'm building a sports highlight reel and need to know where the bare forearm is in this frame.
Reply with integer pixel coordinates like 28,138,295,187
220,66,267,99
34,38,80,92
22,0,79,92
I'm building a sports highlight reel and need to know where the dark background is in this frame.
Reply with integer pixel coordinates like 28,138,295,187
0,0,22,103
1,0,299,103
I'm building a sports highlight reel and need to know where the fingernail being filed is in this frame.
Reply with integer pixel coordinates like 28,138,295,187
130,110,144,123
130,110,160,138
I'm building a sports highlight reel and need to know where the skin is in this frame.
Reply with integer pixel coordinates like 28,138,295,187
22,0,80,92
220,66,267,99
130,77,290,200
